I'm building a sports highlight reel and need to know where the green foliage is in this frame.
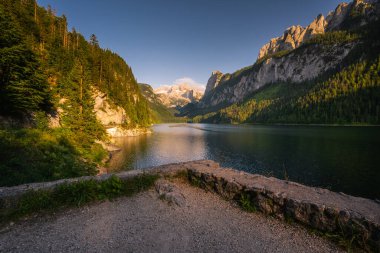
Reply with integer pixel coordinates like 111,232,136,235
0,0,155,186
189,176,202,188
0,174,158,223
239,193,256,212
0,128,103,186
0,0,152,126
0,6,51,116
138,83,186,123
256,49,292,65
193,56,380,125
304,31,359,46
58,60,105,143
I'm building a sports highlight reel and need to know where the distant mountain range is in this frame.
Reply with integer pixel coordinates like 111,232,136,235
154,83,205,108
138,83,185,123
180,0,380,125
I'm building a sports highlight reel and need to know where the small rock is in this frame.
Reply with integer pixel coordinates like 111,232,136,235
155,179,186,207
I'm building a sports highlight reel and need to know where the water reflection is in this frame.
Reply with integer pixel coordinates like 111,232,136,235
108,124,380,199
109,125,207,170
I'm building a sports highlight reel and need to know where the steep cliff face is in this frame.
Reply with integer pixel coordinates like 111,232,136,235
257,15,327,60
191,0,379,114
204,71,224,97
325,2,352,31
257,0,377,60
92,88,128,126
200,42,355,108
91,88,152,137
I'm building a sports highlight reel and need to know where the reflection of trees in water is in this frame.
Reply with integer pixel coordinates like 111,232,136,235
106,124,380,199
108,135,149,171
203,128,380,199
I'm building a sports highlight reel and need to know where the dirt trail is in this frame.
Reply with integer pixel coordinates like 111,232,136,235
0,179,343,253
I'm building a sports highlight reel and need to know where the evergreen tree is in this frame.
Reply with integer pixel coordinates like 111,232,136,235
0,6,51,116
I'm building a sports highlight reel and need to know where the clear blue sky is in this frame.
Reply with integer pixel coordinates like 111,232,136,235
38,0,343,88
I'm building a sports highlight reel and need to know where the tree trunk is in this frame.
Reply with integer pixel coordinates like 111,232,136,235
34,1,37,22
99,59,102,86
80,63,83,115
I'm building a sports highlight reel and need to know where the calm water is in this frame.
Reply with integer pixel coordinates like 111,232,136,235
109,124,380,200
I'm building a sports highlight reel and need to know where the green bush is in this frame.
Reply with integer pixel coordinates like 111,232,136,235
0,128,107,187
1,174,158,222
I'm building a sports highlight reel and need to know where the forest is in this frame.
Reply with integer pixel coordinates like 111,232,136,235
0,0,151,186
192,20,380,125
193,57,380,124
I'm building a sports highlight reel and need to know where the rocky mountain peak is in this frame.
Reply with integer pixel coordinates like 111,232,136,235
204,70,224,97
257,13,327,60
211,70,222,75
185,0,380,119
325,2,351,30
154,83,205,108
257,0,378,60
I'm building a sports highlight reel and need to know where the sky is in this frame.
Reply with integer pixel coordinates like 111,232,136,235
38,0,344,88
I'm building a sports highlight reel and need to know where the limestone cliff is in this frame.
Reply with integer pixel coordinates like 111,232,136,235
48,87,147,137
257,0,377,60
92,87,148,137
187,0,379,114
257,14,327,60
204,71,224,97
92,88,128,126
199,42,355,109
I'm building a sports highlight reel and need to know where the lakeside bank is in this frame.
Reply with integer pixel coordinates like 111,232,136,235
1,160,379,251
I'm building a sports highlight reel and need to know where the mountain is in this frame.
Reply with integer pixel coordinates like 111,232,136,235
139,83,185,123
154,83,205,108
182,0,380,124
257,0,377,60
0,0,152,186
0,0,151,129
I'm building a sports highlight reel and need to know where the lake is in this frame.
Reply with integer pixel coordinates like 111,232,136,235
109,124,380,200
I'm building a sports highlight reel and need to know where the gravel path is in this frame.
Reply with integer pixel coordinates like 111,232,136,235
0,179,344,253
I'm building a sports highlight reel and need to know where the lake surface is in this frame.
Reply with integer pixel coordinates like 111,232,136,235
109,124,380,200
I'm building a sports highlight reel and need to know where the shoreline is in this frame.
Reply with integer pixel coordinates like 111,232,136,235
105,125,152,138
187,122,380,127
165,122,380,127
0,177,344,253
244,122,380,127
1,160,379,251
96,126,152,174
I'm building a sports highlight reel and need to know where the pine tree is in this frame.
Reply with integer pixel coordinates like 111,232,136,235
0,6,51,116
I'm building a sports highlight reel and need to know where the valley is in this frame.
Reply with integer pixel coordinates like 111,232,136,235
1,1,380,251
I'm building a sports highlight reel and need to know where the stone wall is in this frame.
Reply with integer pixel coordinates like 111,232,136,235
185,161,380,251
0,160,379,250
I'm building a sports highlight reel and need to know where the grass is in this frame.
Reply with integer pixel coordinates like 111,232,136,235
0,128,108,187
239,192,256,212
188,175,202,188
309,228,361,253
0,174,158,224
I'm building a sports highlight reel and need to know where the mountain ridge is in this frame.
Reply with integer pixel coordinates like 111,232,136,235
180,0,380,124
0,0,152,186
154,83,205,108
139,83,185,123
